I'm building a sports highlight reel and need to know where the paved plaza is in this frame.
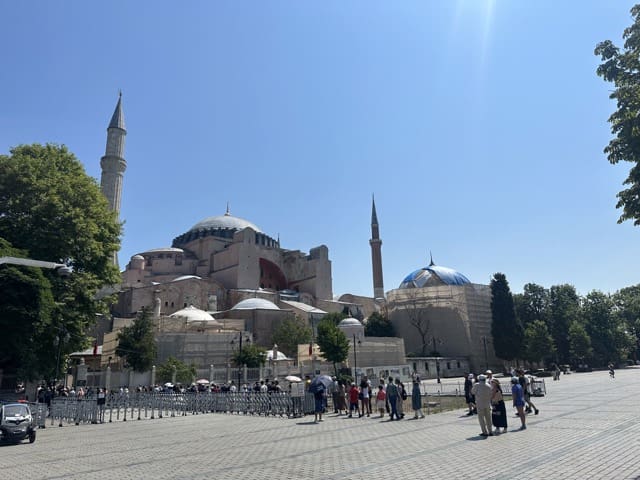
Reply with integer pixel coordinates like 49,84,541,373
2,368,639,479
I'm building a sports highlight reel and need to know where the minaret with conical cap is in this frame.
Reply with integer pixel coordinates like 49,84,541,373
369,195,384,299
100,92,127,265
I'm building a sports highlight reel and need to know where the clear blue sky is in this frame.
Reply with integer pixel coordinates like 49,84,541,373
1,1,639,298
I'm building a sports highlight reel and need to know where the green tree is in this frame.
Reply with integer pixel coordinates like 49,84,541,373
523,320,555,365
548,284,580,364
0,144,122,375
595,4,640,225
568,321,593,365
316,319,350,376
271,317,312,358
157,356,196,385
116,307,157,372
0,239,58,381
320,312,347,326
490,273,524,361
364,311,396,337
230,343,267,368
613,284,640,361
582,290,627,366
514,283,549,328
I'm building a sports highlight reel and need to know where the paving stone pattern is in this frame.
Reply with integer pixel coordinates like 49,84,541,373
1,369,639,479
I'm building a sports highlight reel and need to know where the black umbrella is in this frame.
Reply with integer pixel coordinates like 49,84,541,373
309,375,333,394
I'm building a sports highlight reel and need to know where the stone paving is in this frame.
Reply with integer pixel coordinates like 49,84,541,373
1,368,639,479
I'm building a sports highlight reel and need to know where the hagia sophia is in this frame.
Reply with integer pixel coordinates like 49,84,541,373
93,94,499,383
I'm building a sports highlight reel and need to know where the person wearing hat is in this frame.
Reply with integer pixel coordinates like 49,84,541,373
464,373,475,416
471,374,494,436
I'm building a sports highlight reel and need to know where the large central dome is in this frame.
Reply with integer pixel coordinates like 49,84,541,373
189,212,262,233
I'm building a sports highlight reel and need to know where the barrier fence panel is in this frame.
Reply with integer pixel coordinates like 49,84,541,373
48,391,308,427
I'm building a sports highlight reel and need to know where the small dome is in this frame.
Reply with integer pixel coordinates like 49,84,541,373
141,247,184,255
337,317,364,339
231,298,280,310
266,350,289,360
338,317,363,328
399,264,470,289
169,305,216,322
131,254,144,260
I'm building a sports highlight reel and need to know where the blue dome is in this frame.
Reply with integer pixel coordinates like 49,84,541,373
399,264,470,288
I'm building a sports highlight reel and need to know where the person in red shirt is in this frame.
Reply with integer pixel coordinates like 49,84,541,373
348,383,360,418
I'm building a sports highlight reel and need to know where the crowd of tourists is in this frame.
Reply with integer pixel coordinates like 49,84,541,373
312,375,425,424
464,368,539,436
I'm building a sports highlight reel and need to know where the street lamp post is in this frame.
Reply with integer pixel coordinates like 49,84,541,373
431,336,443,384
482,336,490,371
353,334,361,384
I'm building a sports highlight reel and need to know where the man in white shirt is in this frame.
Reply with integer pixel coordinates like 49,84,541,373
471,374,494,437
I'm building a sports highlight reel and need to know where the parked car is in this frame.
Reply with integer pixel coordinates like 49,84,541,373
0,403,36,444
574,363,592,372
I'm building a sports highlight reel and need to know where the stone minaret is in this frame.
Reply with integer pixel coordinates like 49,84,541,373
100,92,127,266
369,195,384,299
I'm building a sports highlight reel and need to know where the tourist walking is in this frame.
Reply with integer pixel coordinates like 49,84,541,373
471,374,493,436
313,384,326,423
411,376,424,419
490,378,507,434
517,370,539,415
511,376,526,430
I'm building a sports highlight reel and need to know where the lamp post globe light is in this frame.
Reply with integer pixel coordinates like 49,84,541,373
337,317,365,384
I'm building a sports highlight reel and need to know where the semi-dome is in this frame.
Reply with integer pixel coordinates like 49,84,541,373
169,305,217,322
399,263,470,289
231,298,280,310
189,213,261,233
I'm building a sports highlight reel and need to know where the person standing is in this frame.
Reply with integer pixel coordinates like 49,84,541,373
464,374,475,416
490,379,507,434
348,382,360,418
511,376,526,430
331,377,339,413
395,378,406,419
471,374,493,437
386,377,399,420
313,384,326,423
411,376,424,419
376,385,386,418
359,376,371,417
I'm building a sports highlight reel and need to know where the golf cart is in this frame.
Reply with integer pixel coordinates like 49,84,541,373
0,403,36,444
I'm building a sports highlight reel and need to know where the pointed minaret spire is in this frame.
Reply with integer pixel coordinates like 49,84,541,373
369,194,385,300
429,251,435,266
100,92,127,267
225,202,231,216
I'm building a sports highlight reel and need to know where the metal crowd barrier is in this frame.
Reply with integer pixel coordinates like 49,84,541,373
48,391,314,427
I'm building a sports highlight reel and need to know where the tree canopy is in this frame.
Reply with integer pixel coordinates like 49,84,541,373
316,319,350,376
595,4,640,225
364,311,396,337
0,239,57,380
116,307,157,372
490,273,524,361
0,144,122,380
230,343,267,368
157,356,196,385
271,317,312,358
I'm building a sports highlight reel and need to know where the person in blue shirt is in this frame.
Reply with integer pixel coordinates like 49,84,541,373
511,377,526,430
